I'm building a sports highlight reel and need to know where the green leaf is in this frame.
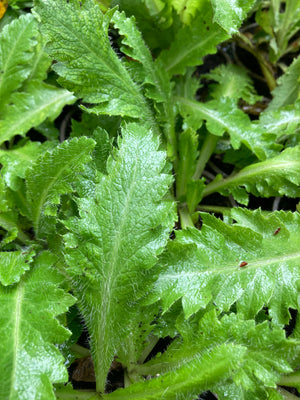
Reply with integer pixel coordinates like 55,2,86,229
0,13,37,110
205,64,261,104
0,252,75,400
150,209,300,324
258,100,300,140
268,54,300,111
63,122,176,392
0,249,35,286
142,312,297,395
111,10,167,103
106,343,244,400
211,0,256,34
172,0,203,25
106,311,298,399
203,146,300,204
157,2,229,76
35,0,152,120
26,137,95,238
177,96,279,160
0,81,76,145
0,141,53,191
110,9,177,155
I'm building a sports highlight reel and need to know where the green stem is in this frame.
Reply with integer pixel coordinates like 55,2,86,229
278,371,300,387
277,387,300,400
70,344,90,358
193,133,218,181
179,205,194,228
124,370,132,388
236,34,276,91
137,335,160,365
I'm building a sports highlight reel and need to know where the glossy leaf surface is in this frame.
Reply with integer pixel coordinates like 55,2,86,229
0,252,75,400
0,81,76,145
26,137,95,238
204,146,300,204
35,0,152,120
151,209,300,324
64,123,176,392
0,13,37,109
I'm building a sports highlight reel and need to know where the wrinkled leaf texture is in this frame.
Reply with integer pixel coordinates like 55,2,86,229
150,208,300,324
0,252,75,400
63,123,176,392
26,137,95,238
35,0,153,121
106,311,299,399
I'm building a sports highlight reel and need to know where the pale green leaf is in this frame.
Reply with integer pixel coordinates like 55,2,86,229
0,141,53,191
205,64,261,104
0,252,75,400
177,96,279,160
151,209,300,324
0,81,76,145
0,249,35,286
258,100,300,140
26,137,95,238
268,54,300,111
211,0,256,34
204,146,300,204
0,13,37,110
172,0,203,24
35,0,152,120
157,2,229,76
63,123,176,392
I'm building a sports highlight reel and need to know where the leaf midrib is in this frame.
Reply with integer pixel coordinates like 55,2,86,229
0,87,74,145
159,250,300,277
8,281,24,400
164,30,221,73
0,17,34,100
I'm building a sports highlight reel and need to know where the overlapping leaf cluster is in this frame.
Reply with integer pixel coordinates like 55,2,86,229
1,0,300,399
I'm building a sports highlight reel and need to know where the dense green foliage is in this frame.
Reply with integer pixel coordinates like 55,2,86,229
0,0,300,399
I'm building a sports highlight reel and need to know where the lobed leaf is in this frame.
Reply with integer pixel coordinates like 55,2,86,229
177,96,279,160
268,54,300,111
150,208,300,324
210,0,256,34
0,252,75,400
63,122,176,392
257,100,300,141
106,311,298,399
204,146,300,204
157,2,229,76
0,81,76,145
0,141,53,191
138,311,297,399
204,64,261,104
26,136,95,238
0,249,35,286
35,0,152,120
0,13,37,110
